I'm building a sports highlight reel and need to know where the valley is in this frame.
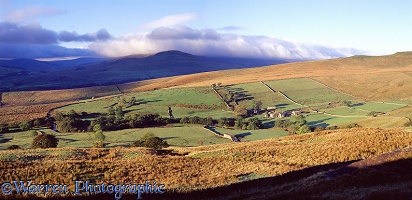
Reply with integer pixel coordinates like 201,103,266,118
0,51,412,199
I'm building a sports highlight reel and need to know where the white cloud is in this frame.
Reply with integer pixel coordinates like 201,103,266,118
90,26,365,59
140,13,197,29
2,5,66,23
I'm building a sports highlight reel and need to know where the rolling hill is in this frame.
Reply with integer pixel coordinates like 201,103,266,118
0,50,289,92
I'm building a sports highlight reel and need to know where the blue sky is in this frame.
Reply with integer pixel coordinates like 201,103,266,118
0,0,411,59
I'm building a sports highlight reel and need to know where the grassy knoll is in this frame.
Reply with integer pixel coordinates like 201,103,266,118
0,128,411,199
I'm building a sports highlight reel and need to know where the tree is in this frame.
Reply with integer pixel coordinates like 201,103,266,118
33,119,41,128
115,106,124,121
294,115,307,127
93,124,103,132
32,134,59,148
67,109,78,119
108,107,115,115
144,137,169,150
132,132,169,150
234,117,245,129
55,117,76,132
30,130,38,137
298,125,311,134
19,121,31,131
247,118,262,130
254,100,263,111
141,132,155,141
94,130,106,142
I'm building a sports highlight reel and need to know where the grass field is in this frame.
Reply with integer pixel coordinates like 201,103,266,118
0,125,232,150
264,78,354,105
207,126,289,142
55,87,232,118
320,107,370,116
352,102,407,112
226,82,303,111
305,113,366,127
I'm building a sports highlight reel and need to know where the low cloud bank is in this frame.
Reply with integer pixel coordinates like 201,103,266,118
91,26,364,59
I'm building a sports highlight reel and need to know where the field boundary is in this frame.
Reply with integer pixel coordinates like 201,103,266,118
212,88,230,108
203,126,239,142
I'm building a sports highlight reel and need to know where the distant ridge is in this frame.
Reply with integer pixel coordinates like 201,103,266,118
0,50,290,92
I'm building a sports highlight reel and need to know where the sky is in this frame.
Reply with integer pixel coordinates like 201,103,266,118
0,0,411,60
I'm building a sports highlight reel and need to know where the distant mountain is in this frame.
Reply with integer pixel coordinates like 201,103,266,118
0,57,109,72
47,57,109,68
0,59,57,72
0,50,292,91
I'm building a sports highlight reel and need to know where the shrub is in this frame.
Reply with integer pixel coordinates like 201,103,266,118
367,111,378,117
91,140,106,148
30,130,38,137
143,137,169,150
298,125,312,134
19,121,31,131
132,132,169,150
94,130,106,141
342,100,352,107
246,118,262,130
32,134,59,148
7,145,22,150
345,123,362,129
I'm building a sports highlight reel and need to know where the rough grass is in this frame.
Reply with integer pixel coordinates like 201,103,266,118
0,128,411,199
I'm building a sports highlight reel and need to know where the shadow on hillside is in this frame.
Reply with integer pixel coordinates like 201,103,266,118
137,99,163,105
235,132,252,139
275,103,290,109
307,117,333,127
9,158,412,200
262,120,275,128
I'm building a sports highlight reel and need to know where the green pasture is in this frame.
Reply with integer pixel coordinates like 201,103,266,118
320,107,370,116
264,78,354,104
352,102,406,112
208,126,289,142
226,82,303,111
56,87,232,118
0,125,231,150
304,113,366,127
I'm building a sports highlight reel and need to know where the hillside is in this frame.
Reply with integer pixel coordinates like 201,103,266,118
1,128,411,199
118,52,412,101
0,50,288,92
